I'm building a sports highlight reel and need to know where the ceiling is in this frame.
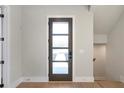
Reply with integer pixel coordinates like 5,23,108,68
93,5,124,35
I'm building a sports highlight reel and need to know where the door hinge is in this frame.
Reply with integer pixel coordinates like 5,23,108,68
0,84,4,88
0,60,4,64
0,14,4,18
0,37,4,41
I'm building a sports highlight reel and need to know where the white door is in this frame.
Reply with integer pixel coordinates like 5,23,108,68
93,44,106,80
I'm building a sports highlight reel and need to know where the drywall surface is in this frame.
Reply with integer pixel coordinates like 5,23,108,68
8,6,22,86
93,44,106,80
94,6,124,35
107,10,124,81
21,6,93,82
94,34,107,44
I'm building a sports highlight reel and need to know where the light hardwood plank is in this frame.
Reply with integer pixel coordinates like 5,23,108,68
17,81,124,88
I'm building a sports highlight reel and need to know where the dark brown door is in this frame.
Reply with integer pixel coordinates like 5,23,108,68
49,18,73,81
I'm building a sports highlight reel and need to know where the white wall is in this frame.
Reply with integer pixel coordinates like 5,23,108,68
107,10,124,82
8,6,22,87
21,6,94,82
94,34,107,44
93,44,106,80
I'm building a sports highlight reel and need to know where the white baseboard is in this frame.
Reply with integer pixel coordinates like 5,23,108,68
10,77,24,88
10,76,48,88
23,76,48,82
94,76,106,80
10,76,94,87
73,76,94,82
120,75,124,83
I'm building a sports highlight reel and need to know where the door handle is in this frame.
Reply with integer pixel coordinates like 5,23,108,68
69,51,72,59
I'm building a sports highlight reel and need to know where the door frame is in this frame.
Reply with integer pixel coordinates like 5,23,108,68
0,6,9,87
47,16,75,81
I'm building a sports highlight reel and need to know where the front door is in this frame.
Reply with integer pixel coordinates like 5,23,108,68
49,18,73,81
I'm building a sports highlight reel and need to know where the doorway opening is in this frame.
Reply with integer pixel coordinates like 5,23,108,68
93,44,106,80
48,18,73,81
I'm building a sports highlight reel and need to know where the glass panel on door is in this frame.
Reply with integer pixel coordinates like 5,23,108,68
52,62,68,74
52,36,68,47
52,49,68,61
53,22,68,34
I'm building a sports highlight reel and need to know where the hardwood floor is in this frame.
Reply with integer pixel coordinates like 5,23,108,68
96,81,124,88
17,81,124,88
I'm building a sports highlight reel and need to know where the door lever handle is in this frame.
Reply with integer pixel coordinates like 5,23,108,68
69,51,72,59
